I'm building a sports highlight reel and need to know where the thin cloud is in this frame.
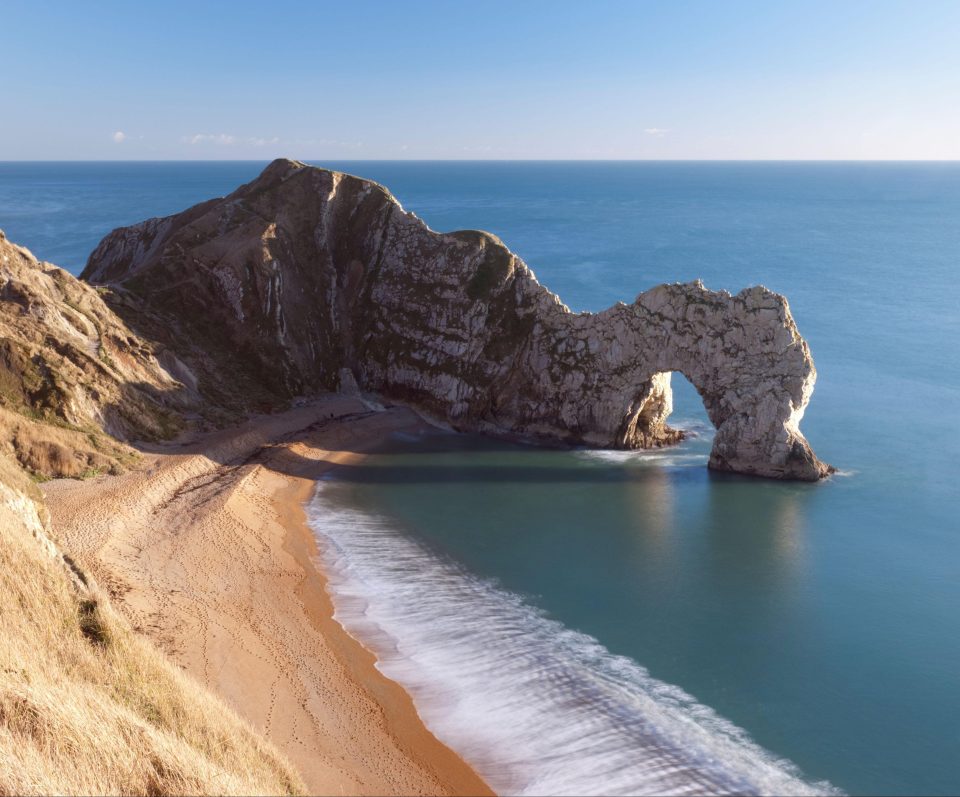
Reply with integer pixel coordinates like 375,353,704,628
182,133,365,151
112,131,126,143
184,133,238,145
643,128,670,137
291,137,364,150
183,133,282,147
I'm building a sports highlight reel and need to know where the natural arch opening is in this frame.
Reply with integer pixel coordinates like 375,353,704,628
619,371,714,451
618,368,829,481
664,370,713,436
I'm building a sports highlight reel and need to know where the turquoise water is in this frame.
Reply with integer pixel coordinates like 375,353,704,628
2,162,959,794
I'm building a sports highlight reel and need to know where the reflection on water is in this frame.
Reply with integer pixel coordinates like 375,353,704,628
772,493,805,568
626,466,675,562
702,475,813,589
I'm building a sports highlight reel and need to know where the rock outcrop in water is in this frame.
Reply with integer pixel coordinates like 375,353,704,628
83,159,831,480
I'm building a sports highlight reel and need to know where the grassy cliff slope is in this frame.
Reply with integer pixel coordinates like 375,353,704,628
0,231,303,795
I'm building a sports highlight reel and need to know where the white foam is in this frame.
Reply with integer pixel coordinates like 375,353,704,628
670,417,714,435
577,448,709,467
576,417,714,468
360,396,387,412
306,482,840,796
829,469,858,479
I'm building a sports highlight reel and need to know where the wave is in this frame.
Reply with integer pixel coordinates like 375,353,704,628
828,468,858,478
576,418,714,468
670,417,715,435
576,448,709,467
306,480,839,796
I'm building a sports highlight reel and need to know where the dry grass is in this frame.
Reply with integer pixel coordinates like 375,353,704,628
0,406,137,481
0,456,304,796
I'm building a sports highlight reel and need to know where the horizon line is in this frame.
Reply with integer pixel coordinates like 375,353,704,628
3,158,960,165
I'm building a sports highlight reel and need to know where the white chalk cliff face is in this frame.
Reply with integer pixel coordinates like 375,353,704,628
83,159,832,480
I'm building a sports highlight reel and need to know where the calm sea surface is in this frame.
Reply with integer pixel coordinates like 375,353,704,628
2,162,958,795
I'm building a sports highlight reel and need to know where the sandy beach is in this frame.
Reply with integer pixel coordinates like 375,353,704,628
44,395,492,797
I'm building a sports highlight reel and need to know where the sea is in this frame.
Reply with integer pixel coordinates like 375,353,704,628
1,161,958,795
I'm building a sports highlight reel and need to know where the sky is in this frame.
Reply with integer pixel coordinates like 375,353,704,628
2,0,960,160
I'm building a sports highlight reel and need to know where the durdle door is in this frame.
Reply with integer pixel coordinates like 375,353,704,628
82,159,832,480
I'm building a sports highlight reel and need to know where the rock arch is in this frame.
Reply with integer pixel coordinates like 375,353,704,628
83,159,831,481
492,281,830,480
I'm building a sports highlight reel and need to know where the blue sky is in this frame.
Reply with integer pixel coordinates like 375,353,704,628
3,0,959,160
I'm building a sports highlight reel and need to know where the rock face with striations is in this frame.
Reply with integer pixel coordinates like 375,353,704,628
0,231,199,478
83,159,832,480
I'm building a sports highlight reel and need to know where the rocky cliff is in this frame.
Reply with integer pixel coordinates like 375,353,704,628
0,231,200,478
83,159,831,480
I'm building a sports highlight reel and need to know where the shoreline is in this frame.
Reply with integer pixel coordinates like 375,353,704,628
44,396,492,796
278,463,494,796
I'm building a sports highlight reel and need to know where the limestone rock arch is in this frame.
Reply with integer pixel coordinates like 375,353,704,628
493,281,830,480
83,159,832,481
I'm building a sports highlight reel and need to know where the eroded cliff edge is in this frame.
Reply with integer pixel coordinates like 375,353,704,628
83,159,831,480
0,230,200,478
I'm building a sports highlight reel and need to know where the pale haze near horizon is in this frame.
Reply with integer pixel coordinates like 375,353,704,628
2,0,959,161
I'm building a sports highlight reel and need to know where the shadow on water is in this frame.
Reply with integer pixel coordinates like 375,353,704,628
316,458,722,485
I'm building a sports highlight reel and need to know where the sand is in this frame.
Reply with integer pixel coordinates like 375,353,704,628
44,395,492,797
